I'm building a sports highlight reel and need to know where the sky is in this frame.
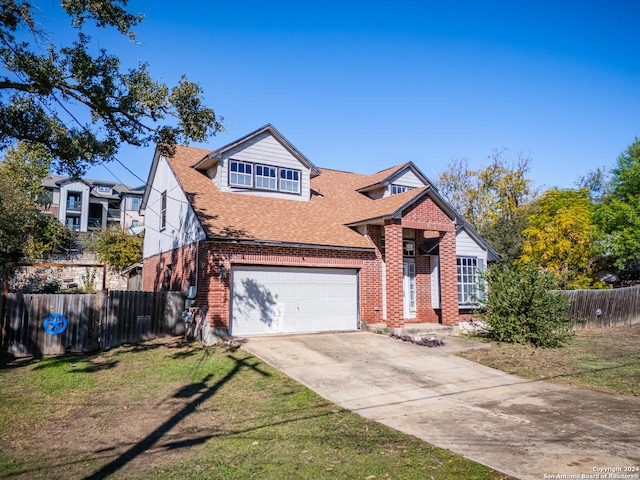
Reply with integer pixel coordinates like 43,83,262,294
31,1,640,190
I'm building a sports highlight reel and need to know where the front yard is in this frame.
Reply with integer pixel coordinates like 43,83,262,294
0,338,510,480
457,323,640,396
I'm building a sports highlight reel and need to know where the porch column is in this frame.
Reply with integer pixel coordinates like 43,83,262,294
439,229,458,326
384,219,404,329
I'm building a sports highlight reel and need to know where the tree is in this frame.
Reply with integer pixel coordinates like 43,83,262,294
480,205,531,265
90,227,142,270
478,264,577,348
1,0,223,176
438,149,536,234
596,138,640,273
516,188,603,289
0,141,74,262
0,175,38,263
0,141,52,203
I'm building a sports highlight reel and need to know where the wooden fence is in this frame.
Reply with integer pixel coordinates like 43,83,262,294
1,290,185,358
562,285,640,329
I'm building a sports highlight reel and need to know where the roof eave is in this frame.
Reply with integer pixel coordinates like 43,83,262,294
207,236,374,252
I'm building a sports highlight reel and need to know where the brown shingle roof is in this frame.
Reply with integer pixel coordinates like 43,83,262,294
168,146,428,249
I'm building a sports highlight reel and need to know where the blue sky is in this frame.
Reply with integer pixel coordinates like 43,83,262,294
46,1,640,190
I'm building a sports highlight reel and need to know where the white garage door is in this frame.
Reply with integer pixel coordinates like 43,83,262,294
230,266,359,336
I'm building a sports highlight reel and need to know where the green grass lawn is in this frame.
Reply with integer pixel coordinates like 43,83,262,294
0,339,510,480
457,323,640,396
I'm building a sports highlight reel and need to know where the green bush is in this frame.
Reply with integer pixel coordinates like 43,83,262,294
477,264,578,347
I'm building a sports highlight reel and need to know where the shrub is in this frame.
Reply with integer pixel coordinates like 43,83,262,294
477,264,578,347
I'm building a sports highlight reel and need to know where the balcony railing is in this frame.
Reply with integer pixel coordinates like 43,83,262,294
66,200,82,210
107,208,121,219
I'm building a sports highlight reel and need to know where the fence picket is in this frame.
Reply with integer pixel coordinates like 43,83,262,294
562,285,640,329
2,291,184,357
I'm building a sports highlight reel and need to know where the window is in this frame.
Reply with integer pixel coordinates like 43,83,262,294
255,165,277,190
279,168,300,193
230,160,253,187
403,240,415,256
457,257,484,305
67,192,82,210
98,186,112,194
408,262,416,312
131,219,139,227
160,191,167,231
131,197,141,211
390,184,414,195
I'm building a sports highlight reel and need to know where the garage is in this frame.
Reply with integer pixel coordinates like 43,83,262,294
230,266,359,336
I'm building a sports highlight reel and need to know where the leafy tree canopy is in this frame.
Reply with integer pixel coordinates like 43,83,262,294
596,137,640,272
517,188,604,289
0,0,223,177
0,141,74,262
438,148,536,234
88,227,142,270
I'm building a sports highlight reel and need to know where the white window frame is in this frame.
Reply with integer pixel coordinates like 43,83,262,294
279,168,301,193
229,160,253,187
98,185,112,194
457,256,484,306
131,197,141,211
403,240,415,257
255,164,277,190
160,191,167,231
391,184,414,195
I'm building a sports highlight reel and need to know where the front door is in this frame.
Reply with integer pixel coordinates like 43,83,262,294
403,260,416,319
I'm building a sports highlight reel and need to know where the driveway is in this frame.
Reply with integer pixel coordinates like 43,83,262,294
242,331,640,480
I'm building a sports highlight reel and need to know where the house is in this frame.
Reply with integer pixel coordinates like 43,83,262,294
42,174,145,232
140,124,499,342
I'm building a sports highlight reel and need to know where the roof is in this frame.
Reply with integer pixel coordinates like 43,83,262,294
43,174,142,197
165,146,451,250
193,124,322,177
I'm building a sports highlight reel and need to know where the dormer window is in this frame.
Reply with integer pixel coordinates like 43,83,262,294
230,160,253,187
391,184,414,195
228,159,301,194
98,185,112,194
279,168,300,193
255,165,277,190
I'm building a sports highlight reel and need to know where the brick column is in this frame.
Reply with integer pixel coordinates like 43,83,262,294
384,219,404,328
439,230,459,326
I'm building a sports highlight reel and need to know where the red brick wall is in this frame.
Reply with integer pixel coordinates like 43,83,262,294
142,192,463,331
143,240,379,329
402,195,455,233
384,219,404,328
439,230,459,326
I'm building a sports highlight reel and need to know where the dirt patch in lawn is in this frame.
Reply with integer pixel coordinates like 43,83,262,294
457,323,640,396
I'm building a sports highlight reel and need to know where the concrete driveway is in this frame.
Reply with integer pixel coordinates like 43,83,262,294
242,331,640,480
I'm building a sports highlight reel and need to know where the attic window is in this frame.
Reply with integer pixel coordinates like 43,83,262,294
98,186,111,194
255,165,277,190
230,160,253,187
279,168,300,193
391,184,414,195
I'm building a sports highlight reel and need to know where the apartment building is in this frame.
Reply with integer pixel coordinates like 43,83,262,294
42,175,144,232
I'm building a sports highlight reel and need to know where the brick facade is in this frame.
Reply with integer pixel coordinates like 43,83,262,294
142,191,465,334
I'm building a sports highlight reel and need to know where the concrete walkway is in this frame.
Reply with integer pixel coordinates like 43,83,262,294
242,331,640,480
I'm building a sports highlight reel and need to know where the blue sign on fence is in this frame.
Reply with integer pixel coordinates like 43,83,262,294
43,314,68,335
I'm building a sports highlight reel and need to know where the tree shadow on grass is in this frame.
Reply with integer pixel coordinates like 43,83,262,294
82,354,269,480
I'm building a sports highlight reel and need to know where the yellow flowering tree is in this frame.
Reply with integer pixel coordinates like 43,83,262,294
517,188,604,289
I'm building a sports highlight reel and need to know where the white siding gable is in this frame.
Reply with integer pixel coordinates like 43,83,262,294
383,168,427,197
216,132,311,201
143,156,206,259
456,229,487,260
